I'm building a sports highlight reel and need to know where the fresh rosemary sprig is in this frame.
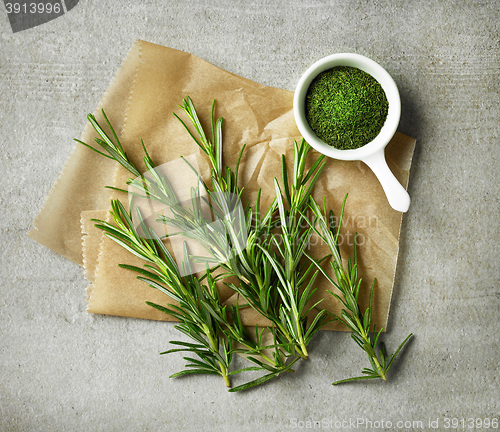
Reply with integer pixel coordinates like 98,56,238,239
75,110,140,177
306,196,412,384
79,98,314,389
171,100,332,365
93,199,233,386
78,96,412,390
173,99,315,368
258,141,329,359
94,196,294,390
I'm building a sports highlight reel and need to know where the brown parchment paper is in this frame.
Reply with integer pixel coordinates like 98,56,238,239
28,43,143,265
30,40,416,331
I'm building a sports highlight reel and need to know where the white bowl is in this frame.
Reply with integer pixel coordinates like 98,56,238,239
293,53,410,213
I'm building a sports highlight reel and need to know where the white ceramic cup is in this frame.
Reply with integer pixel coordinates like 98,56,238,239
293,53,410,213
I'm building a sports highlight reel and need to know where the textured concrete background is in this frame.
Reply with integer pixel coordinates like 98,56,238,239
1,1,499,431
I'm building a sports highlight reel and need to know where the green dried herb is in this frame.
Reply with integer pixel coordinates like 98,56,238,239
305,66,388,150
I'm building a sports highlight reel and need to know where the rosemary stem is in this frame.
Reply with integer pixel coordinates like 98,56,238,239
205,329,231,388
236,335,277,367
255,350,277,367
372,356,387,381
355,317,387,381
252,274,307,362
298,338,309,359
294,305,309,358
221,364,231,388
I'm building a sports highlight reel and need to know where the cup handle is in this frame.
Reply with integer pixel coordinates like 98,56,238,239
362,150,410,213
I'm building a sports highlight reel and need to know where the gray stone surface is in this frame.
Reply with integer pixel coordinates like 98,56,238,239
0,1,498,431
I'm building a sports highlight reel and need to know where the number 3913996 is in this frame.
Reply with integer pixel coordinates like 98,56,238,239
5,3,62,14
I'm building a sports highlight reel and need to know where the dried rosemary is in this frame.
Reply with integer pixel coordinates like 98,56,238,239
305,66,388,150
